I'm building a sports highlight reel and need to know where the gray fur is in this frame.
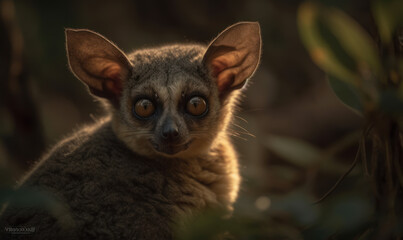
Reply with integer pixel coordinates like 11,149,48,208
1,117,241,239
0,22,261,239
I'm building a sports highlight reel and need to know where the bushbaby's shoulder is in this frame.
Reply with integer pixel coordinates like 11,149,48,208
20,117,144,189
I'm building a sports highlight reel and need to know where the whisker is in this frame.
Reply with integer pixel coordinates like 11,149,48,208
228,132,248,141
231,123,255,138
234,115,248,124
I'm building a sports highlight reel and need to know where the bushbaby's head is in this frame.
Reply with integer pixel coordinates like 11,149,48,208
65,22,261,158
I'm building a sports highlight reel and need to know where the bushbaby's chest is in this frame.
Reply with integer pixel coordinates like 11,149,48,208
122,164,226,216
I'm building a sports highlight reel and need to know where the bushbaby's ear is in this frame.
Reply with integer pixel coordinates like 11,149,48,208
65,29,132,99
203,22,261,93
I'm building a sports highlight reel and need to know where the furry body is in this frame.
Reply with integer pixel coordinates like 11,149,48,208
1,116,238,239
0,45,239,240
0,22,261,239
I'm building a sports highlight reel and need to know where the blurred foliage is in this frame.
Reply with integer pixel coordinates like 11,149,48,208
175,131,372,239
372,0,403,45
298,0,403,116
176,182,375,240
264,132,360,174
0,0,72,231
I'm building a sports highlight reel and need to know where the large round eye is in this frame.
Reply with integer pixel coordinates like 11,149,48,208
186,96,207,117
133,99,155,119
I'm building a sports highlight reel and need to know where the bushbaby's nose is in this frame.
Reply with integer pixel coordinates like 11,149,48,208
161,122,179,141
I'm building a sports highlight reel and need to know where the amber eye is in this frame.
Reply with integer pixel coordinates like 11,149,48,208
133,99,155,119
186,96,207,117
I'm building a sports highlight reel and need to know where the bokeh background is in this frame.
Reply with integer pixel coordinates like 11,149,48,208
1,0,401,239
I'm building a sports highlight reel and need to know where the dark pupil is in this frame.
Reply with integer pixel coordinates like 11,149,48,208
191,99,199,108
142,101,149,109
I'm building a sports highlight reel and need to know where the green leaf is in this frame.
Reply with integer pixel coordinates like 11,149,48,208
372,0,403,44
263,135,359,174
298,2,383,107
325,7,381,76
263,135,321,167
328,75,363,114
298,2,359,85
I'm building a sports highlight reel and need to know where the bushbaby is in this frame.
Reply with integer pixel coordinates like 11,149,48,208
0,22,261,239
